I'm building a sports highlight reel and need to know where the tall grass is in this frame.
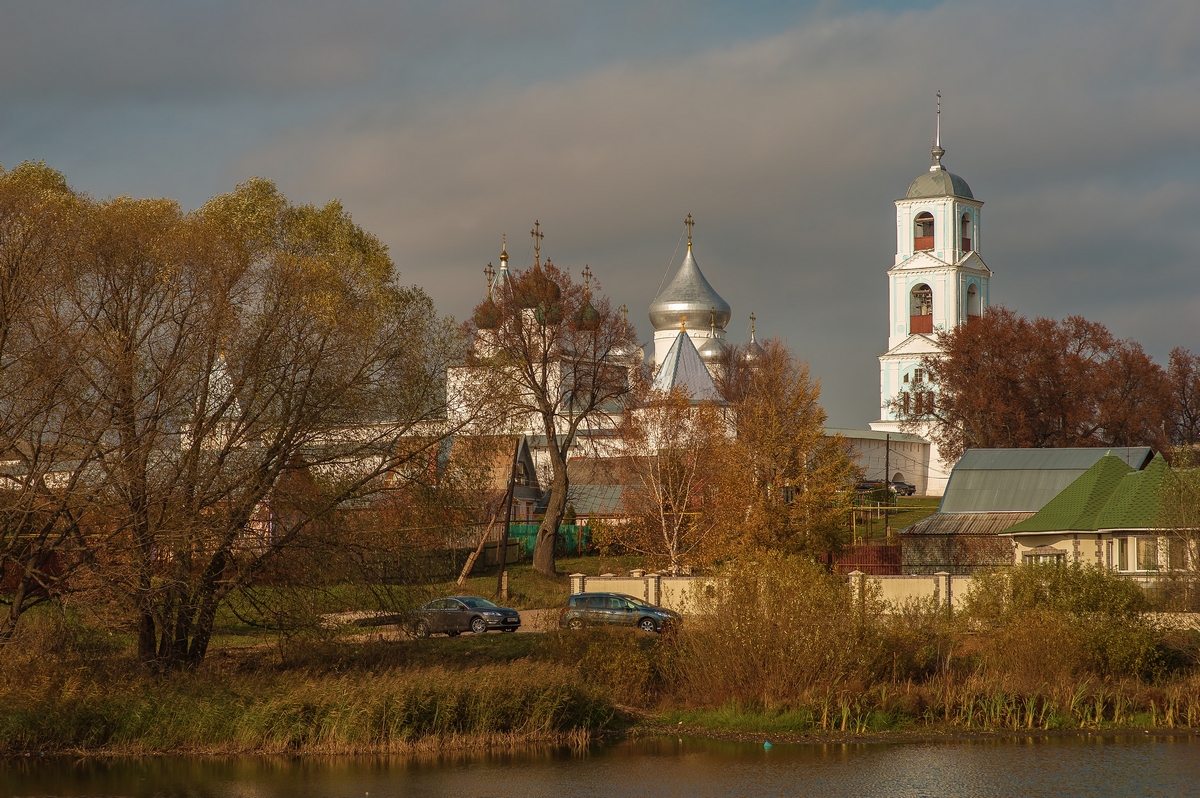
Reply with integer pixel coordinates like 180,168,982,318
0,612,613,755
651,559,1200,734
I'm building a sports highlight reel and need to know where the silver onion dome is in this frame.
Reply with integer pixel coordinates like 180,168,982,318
648,246,731,333
696,335,725,364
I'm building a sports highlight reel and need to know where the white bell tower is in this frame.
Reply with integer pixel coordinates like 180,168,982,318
870,94,992,495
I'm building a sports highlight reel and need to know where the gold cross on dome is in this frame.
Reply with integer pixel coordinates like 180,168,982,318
581,265,592,299
619,304,628,327
484,262,496,299
684,213,695,248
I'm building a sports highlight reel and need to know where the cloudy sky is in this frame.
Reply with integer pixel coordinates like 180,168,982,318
3,0,1198,426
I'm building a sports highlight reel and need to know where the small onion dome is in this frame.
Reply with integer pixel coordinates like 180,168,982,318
513,264,561,310
696,335,725,364
573,301,600,332
609,340,645,367
473,298,502,330
742,338,765,363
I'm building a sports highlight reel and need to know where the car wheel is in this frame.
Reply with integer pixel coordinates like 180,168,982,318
470,617,489,635
414,620,430,639
568,617,584,631
638,617,658,633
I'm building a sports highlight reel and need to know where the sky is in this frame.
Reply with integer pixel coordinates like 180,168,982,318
3,0,1198,427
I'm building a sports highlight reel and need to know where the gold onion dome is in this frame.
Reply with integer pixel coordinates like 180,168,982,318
647,246,730,333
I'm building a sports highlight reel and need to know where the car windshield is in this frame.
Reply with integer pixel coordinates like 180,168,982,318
459,597,499,609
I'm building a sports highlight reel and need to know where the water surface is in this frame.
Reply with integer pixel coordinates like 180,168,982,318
4,734,1199,798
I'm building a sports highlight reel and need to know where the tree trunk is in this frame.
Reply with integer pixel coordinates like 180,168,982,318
533,452,569,576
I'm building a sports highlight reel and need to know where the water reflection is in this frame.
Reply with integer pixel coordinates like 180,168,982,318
4,734,1198,798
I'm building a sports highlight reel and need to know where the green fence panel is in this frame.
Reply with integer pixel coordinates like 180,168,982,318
507,523,591,556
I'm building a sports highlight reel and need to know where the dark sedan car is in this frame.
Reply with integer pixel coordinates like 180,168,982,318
411,596,521,638
558,592,680,633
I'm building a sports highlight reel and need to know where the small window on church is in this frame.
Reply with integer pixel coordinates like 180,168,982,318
961,212,972,252
913,369,924,384
903,374,909,384
914,212,934,251
901,392,911,415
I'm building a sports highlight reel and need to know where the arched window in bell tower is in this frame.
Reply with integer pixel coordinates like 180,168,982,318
910,283,933,334
967,284,981,318
914,212,935,251
961,212,972,252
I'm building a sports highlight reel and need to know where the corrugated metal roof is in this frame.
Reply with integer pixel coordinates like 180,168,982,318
901,512,1035,537
939,447,1152,513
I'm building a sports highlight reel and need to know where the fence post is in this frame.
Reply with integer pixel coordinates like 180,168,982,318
648,573,661,606
848,570,866,609
569,573,586,595
934,571,950,613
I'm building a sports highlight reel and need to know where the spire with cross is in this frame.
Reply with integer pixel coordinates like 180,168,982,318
619,303,628,331
485,262,496,299
930,91,945,171
500,232,508,264
531,221,544,267
684,213,695,250
581,264,592,300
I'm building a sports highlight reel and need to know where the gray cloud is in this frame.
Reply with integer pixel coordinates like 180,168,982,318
233,0,1200,426
3,0,1197,427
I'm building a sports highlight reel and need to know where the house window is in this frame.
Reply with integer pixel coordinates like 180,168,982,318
1137,537,1158,571
1023,548,1066,565
1168,537,1187,570
1119,538,1129,571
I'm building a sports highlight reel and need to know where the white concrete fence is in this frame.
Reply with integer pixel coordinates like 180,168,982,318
571,570,968,614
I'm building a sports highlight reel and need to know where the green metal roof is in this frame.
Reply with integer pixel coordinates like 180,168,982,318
938,447,1152,513
1094,453,1172,531
1004,454,1134,534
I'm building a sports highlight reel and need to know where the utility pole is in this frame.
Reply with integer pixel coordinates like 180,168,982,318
496,439,520,599
884,433,891,541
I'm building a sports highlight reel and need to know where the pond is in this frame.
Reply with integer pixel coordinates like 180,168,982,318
4,734,1199,798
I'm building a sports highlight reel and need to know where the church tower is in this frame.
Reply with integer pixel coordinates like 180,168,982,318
870,96,992,494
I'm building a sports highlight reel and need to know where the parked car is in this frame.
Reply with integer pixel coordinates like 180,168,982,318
889,481,917,496
558,592,680,633
410,596,521,638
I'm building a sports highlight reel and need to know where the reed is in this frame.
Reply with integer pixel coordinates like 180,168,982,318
0,660,614,755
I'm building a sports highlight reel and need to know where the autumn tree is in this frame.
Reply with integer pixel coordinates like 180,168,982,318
465,231,637,575
68,178,459,668
0,162,109,640
1168,348,1200,447
904,306,1172,462
718,339,859,557
609,387,740,571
